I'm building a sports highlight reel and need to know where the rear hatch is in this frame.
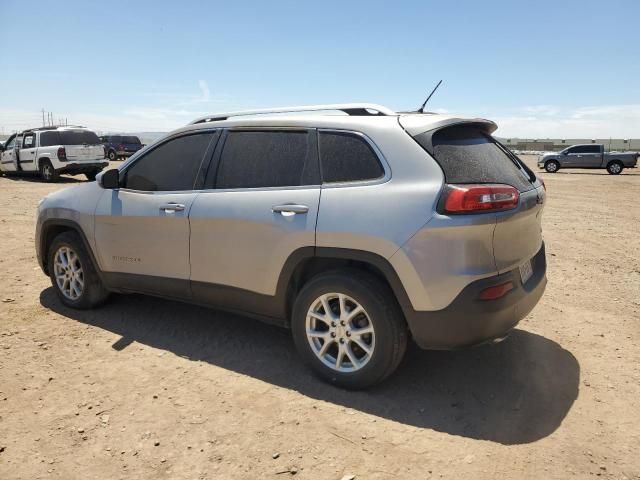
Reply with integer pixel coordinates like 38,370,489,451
59,130,104,162
121,136,143,154
403,118,545,274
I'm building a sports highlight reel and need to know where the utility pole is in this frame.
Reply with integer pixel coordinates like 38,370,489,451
42,109,45,127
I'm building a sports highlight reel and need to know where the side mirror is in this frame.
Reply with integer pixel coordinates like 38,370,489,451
99,168,120,189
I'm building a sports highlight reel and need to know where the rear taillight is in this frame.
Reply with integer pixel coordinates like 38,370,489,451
57,147,67,161
441,184,519,214
117,144,124,151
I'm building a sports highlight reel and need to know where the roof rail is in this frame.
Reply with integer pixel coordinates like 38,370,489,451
189,103,396,125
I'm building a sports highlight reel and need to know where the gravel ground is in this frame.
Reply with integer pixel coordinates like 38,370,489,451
0,156,639,479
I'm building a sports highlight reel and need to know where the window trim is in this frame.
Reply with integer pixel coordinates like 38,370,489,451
317,128,391,188
117,129,220,194
203,127,321,192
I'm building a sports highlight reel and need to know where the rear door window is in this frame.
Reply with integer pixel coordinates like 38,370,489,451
214,130,319,189
318,131,385,183
122,132,215,191
413,126,534,192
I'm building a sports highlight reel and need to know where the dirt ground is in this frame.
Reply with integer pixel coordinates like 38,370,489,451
0,156,639,479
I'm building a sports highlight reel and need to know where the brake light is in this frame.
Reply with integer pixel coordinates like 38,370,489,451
442,184,519,214
117,144,124,151
479,281,514,300
57,147,67,161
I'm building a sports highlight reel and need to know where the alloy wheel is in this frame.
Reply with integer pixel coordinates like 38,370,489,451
305,293,375,372
53,246,84,300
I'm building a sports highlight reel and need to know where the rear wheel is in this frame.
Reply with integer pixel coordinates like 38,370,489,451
607,161,623,175
108,150,117,161
544,160,560,173
291,270,408,389
48,231,109,309
40,159,58,182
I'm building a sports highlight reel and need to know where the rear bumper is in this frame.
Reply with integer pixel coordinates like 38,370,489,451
406,243,547,350
117,151,138,157
56,161,108,174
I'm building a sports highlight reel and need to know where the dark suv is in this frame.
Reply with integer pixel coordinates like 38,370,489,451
100,135,144,161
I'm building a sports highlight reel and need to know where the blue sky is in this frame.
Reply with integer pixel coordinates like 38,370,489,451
1,0,639,137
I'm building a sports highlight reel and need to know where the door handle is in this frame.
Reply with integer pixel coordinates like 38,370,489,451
272,204,309,215
159,203,185,212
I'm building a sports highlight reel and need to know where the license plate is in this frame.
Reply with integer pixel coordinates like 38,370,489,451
519,259,533,285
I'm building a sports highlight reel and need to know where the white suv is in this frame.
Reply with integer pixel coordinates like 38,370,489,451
0,126,108,181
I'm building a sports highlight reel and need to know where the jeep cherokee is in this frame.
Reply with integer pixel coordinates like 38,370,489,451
35,103,547,388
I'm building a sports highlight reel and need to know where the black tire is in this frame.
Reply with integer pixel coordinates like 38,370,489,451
85,170,99,181
108,150,117,161
291,270,408,389
544,160,560,173
606,161,623,175
47,231,110,309
40,159,58,182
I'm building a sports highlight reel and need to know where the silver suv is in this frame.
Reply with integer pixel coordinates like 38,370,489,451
35,103,547,388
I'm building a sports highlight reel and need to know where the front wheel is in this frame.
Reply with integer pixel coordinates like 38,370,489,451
291,271,408,389
607,161,623,175
48,231,109,309
544,160,560,173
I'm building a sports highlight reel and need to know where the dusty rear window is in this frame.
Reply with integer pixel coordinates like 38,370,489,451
413,126,534,191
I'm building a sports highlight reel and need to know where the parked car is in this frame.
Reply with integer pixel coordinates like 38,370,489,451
99,135,144,160
0,126,108,181
538,144,638,174
35,103,547,388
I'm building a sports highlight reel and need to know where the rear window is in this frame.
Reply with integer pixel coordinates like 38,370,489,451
122,136,141,144
40,130,101,146
414,126,534,192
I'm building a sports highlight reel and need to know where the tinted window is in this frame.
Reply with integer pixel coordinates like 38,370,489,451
215,131,318,189
414,126,533,192
122,136,141,144
59,130,101,145
123,133,214,191
583,145,600,154
319,132,384,183
40,130,101,146
40,131,60,147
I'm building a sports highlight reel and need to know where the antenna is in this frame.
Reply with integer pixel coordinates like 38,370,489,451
418,80,443,113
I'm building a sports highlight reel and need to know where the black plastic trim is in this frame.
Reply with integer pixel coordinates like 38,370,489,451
405,243,547,349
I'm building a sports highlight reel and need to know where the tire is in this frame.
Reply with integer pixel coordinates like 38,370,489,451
291,270,408,389
85,170,99,181
108,150,117,161
544,160,560,173
40,159,58,182
606,161,623,175
47,231,109,309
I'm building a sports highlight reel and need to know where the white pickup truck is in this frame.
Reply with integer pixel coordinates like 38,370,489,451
0,126,108,182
